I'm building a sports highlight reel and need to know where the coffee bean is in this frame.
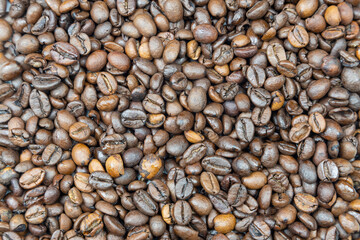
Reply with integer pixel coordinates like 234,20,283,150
268,172,289,193
89,171,114,190
200,172,220,195
317,159,339,182
173,200,192,225
235,117,255,142
42,144,62,166
201,156,231,175
133,190,158,216
288,25,309,48
148,179,170,202
32,74,61,91
193,24,218,43
50,42,79,65
29,89,51,118
227,183,247,207
139,154,162,180
69,122,91,142
80,213,103,237
25,205,47,224
19,168,45,189
267,43,286,67
99,133,126,155
175,177,194,200
70,33,91,55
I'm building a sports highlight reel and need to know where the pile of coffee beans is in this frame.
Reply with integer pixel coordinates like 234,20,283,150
0,0,360,238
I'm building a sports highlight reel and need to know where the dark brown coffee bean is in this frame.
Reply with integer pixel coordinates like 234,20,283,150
97,72,117,95
200,172,220,195
50,42,79,66
148,179,170,202
100,133,127,155
289,122,311,143
193,24,218,43
29,89,51,118
70,33,91,55
32,74,61,91
317,159,339,182
201,156,231,175
209,194,231,214
235,117,255,142
133,189,158,216
19,168,45,189
227,183,247,207
277,60,297,78
175,177,194,200
89,171,114,190
268,172,289,193
42,144,62,166
173,200,192,225
25,205,47,224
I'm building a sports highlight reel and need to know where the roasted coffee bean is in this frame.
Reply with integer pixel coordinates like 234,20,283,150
235,117,255,142
227,183,247,207
29,90,51,118
317,159,339,182
121,109,147,128
19,168,45,189
80,213,103,237
181,143,206,166
201,156,231,175
133,190,159,216
200,172,220,195
148,179,170,202
268,172,289,193
97,72,117,95
69,122,91,142
32,74,61,91
289,122,311,143
50,42,79,65
288,25,309,48
209,194,231,214
89,171,114,190
139,154,162,180
100,133,126,155
42,144,62,166
173,200,192,225
175,177,194,200
25,205,47,224
70,33,91,55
